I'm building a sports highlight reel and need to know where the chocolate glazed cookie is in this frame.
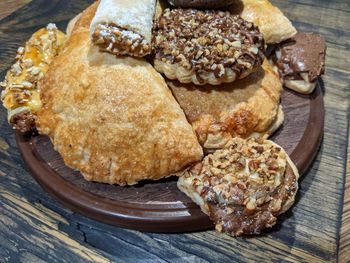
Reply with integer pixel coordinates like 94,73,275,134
168,0,235,9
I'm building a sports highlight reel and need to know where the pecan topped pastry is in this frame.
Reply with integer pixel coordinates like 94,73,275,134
37,4,203,186
153,8,265,85
0,24,66,133
229,0,297,44
177,137,299,236
168,0,235,9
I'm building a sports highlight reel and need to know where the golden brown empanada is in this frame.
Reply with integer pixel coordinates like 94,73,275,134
37,3,203,185
167,60,283,151
230,0,297,44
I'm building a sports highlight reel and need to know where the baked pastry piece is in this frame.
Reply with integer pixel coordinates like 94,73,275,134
167,60,283,151
177,137,299,236
168,0,235,9
67,13,81,36
37,3,203,185
153,8,265,86
0,24,66,133
272,32,326,94
230,0,297,44
90,0,156,57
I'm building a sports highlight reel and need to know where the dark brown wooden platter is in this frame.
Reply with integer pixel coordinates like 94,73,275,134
16,84,324,233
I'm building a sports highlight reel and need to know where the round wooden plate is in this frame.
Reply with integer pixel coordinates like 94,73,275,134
16,84,324,233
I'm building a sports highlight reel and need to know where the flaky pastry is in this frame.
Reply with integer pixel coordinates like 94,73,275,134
153,8,265,86
177,137,299,236
37,3,203,185
230,0,297,44
167,60,283,151
90,0,156,57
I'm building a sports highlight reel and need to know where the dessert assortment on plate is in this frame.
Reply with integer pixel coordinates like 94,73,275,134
0,0,326,236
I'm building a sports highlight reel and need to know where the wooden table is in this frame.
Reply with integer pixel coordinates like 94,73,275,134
0,0,349,262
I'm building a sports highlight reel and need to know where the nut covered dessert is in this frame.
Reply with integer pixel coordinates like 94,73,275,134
0,24,66,133
91,24,151,57
168,0,235,9
177,137,299,236
153,8,265,85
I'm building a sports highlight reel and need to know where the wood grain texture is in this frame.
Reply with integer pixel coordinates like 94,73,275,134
0,0,349,262
0,0,32,20
339,124,350,263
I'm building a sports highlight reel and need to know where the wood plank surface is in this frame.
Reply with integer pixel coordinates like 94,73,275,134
340,126,350,263
0,0,349,262
0,0,31,20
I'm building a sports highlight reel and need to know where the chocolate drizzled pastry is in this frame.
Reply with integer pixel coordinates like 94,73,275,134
152,9,265,86
11,111,36,133
273,32,326,94
177,137,299,236
168,0,235,9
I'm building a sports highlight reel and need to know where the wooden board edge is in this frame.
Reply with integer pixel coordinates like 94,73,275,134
338,120,350,263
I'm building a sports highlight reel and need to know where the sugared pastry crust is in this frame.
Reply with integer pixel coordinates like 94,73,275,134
153,9,265,86
167,60,283,150
0,24,66,133
37,3,203,186
230,0,297,44
272,32,326,94
90,0,156,57
168,0,235,9
177,137,299,236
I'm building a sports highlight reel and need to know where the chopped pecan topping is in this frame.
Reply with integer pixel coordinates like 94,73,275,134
92,24,151,57
180,138,298,236
153,9,265,79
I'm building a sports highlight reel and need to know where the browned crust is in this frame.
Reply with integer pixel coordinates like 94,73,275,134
36,2,203,186
168,60,282,150
177,138,299,236
208,164,297,236
168,0,235,9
